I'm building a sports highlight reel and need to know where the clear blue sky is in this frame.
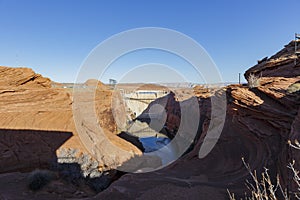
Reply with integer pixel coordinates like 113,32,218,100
0,0,299,83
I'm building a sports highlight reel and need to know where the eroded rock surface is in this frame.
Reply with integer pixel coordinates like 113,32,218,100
0,66,51,88
0,67,141,174
245,40,300,78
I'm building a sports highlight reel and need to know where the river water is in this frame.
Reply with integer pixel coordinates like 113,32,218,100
126,120,177,166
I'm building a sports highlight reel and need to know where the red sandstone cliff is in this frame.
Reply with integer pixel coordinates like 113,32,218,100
0,66,141,174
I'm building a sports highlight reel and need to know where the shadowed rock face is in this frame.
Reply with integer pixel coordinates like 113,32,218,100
0,129,72,173
117,132,145,152
93,43,300,199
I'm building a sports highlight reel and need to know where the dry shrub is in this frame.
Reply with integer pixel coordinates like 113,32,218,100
228,141,300,200
27,169,54,191
247,74,260,88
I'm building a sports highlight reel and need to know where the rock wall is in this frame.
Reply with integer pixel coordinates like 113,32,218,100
0,67,141,173
0,66,51,88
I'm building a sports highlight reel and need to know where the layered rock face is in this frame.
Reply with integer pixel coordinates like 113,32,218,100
94,42,300,199
0,67,51,88
0,66,141,174
245,40,300,78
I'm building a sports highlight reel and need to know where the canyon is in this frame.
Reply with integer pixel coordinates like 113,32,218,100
0,40,299,199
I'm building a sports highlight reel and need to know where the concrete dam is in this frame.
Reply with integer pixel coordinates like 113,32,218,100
117,89,177,167
121,89,169,117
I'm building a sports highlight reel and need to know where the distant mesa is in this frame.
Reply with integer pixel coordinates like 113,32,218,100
84,79,107,89
137,83,169,90
116,83,170,92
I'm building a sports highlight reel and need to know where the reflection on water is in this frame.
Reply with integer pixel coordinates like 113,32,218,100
139,136,177,166
139,137,170,153
125,120,177,166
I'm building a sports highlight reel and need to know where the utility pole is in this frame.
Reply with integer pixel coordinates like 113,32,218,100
296,33,298,66
238,73,241,85
295,33,300,65
295,33,300,66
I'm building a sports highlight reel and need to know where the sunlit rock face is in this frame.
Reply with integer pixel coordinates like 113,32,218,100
0,66,142,173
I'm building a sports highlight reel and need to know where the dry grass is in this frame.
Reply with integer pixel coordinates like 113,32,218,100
228,158,288,200
228,140,300,200
287,83,300,94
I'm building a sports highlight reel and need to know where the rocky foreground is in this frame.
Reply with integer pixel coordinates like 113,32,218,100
0,40,299,199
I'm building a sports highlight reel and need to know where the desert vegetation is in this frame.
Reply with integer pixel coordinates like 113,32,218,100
287,82,300,94
27,169,55,191
228,141,300,200
25,148,114,193
247,74,261,88
55,148,114,192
